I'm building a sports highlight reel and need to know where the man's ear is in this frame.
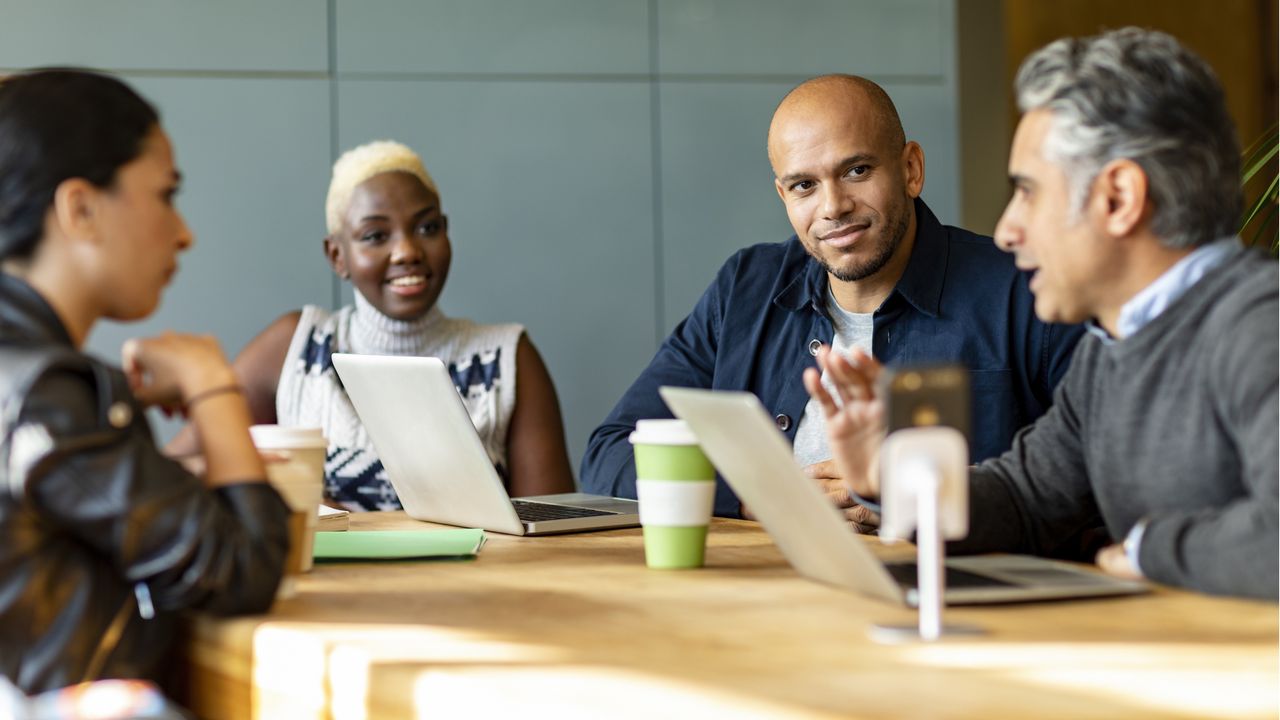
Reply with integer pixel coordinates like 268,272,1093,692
774,178,787,203
901,141,925,199
51,178,100,243
323,236,348,279
1094,158,1149,238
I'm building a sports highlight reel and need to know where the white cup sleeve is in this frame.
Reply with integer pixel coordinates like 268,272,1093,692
636,479,716,526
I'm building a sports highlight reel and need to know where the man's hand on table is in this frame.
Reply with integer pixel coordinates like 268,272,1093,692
739,459,880,535
804,459,881,533
1095,543,1144,581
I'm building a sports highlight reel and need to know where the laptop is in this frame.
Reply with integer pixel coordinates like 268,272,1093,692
660,387,1149,606
331,353,639,535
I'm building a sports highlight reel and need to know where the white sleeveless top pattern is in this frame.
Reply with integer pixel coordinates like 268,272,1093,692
277,293,523,511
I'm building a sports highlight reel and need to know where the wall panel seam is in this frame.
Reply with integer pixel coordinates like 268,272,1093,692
0,68,331,80
649,0,664,348
328,0,342,311
333,73,946,85
0,70,946,86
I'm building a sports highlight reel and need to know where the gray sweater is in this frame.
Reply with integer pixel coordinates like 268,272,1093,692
957,245,1278,599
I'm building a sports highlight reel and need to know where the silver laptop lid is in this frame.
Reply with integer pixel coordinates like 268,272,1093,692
331,353,525,535
661,387,1149,606
660,386,905,603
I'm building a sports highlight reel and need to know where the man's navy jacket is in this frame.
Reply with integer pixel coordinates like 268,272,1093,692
581,198,1084,517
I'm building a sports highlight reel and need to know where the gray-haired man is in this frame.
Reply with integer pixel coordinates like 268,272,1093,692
807,27,1277,599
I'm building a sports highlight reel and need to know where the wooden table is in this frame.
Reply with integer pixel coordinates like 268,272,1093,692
178,512,1278,719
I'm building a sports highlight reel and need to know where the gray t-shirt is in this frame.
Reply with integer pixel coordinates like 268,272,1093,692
792,287,874,468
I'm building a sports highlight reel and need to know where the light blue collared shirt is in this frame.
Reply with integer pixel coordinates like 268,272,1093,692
1085,237,1240,346
1086,237,1239,574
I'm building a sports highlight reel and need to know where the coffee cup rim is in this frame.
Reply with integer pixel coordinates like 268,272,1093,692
629,419,699,446
250,425,328,450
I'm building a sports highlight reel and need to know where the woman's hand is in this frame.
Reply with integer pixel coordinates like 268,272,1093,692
122,332,237,413
802,346,887,499
125,333,265,487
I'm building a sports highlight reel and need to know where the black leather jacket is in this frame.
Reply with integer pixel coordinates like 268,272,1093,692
0,273,290,694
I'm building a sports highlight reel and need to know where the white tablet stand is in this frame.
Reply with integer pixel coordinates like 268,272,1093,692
871,426,984,642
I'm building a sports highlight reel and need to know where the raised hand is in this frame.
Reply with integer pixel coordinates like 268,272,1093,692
802,346,886,500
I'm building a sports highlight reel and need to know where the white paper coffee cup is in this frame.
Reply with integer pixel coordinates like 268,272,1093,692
250,425,326,576
629,419,716,569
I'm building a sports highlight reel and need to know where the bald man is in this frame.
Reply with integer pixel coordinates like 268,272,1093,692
582,75,1084,533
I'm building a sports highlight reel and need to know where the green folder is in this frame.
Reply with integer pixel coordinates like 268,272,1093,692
312,529,486,561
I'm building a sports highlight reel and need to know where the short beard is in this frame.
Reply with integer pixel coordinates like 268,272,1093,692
820,202,911,283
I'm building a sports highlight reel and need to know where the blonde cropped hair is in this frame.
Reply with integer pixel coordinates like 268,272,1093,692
325,140,437,235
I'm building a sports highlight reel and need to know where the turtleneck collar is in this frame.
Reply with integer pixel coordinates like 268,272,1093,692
348,291,446,355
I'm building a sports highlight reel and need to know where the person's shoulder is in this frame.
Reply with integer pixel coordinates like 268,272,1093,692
726,236,807,265
237,309,307,382
439,314,524,348
927,222,1027,304
0,340,82,381
9,348,129,444
296,303,338,330
1201,249,1278,337
1062,330,1107,365
294,304,353,352
1221,249,1278,301
1193,253,1279,396
462,318,525,339
940,223,1017,272
711,236,811,289
0,342,97,405
260,309,305,339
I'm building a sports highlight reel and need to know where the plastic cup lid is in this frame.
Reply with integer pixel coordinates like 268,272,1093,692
249,425,328,449
629,419,699,446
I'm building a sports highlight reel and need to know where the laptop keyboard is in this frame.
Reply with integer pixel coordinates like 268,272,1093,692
511,499,618,522
883,562,1017,590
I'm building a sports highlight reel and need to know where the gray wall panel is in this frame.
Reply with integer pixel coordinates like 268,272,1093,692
891,83,961,227
657,0,946,77
0,1,328,71
337,79,656,469
336,1,650,74
5,0,963,476
86,77,333,434
657,81,794,333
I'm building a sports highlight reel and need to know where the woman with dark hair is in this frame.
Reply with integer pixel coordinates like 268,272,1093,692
0,69,289,693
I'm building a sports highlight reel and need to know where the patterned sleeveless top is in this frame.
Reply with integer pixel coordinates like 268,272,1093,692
277,293,523,511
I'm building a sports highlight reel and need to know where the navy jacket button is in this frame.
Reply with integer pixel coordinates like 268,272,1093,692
775,413,792,432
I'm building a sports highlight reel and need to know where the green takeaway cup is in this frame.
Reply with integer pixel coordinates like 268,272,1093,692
629,419,716,569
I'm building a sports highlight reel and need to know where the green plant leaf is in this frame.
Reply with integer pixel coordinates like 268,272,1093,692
1238,125,1279,255
1242,141,1279,185
1241,123,1278,159
1241,175,1279,231
1248,202,1277,251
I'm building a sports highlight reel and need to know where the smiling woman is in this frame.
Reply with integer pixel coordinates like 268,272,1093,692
177,140,576,511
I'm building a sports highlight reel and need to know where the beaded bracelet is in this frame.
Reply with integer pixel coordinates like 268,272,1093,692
184,383,245,411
